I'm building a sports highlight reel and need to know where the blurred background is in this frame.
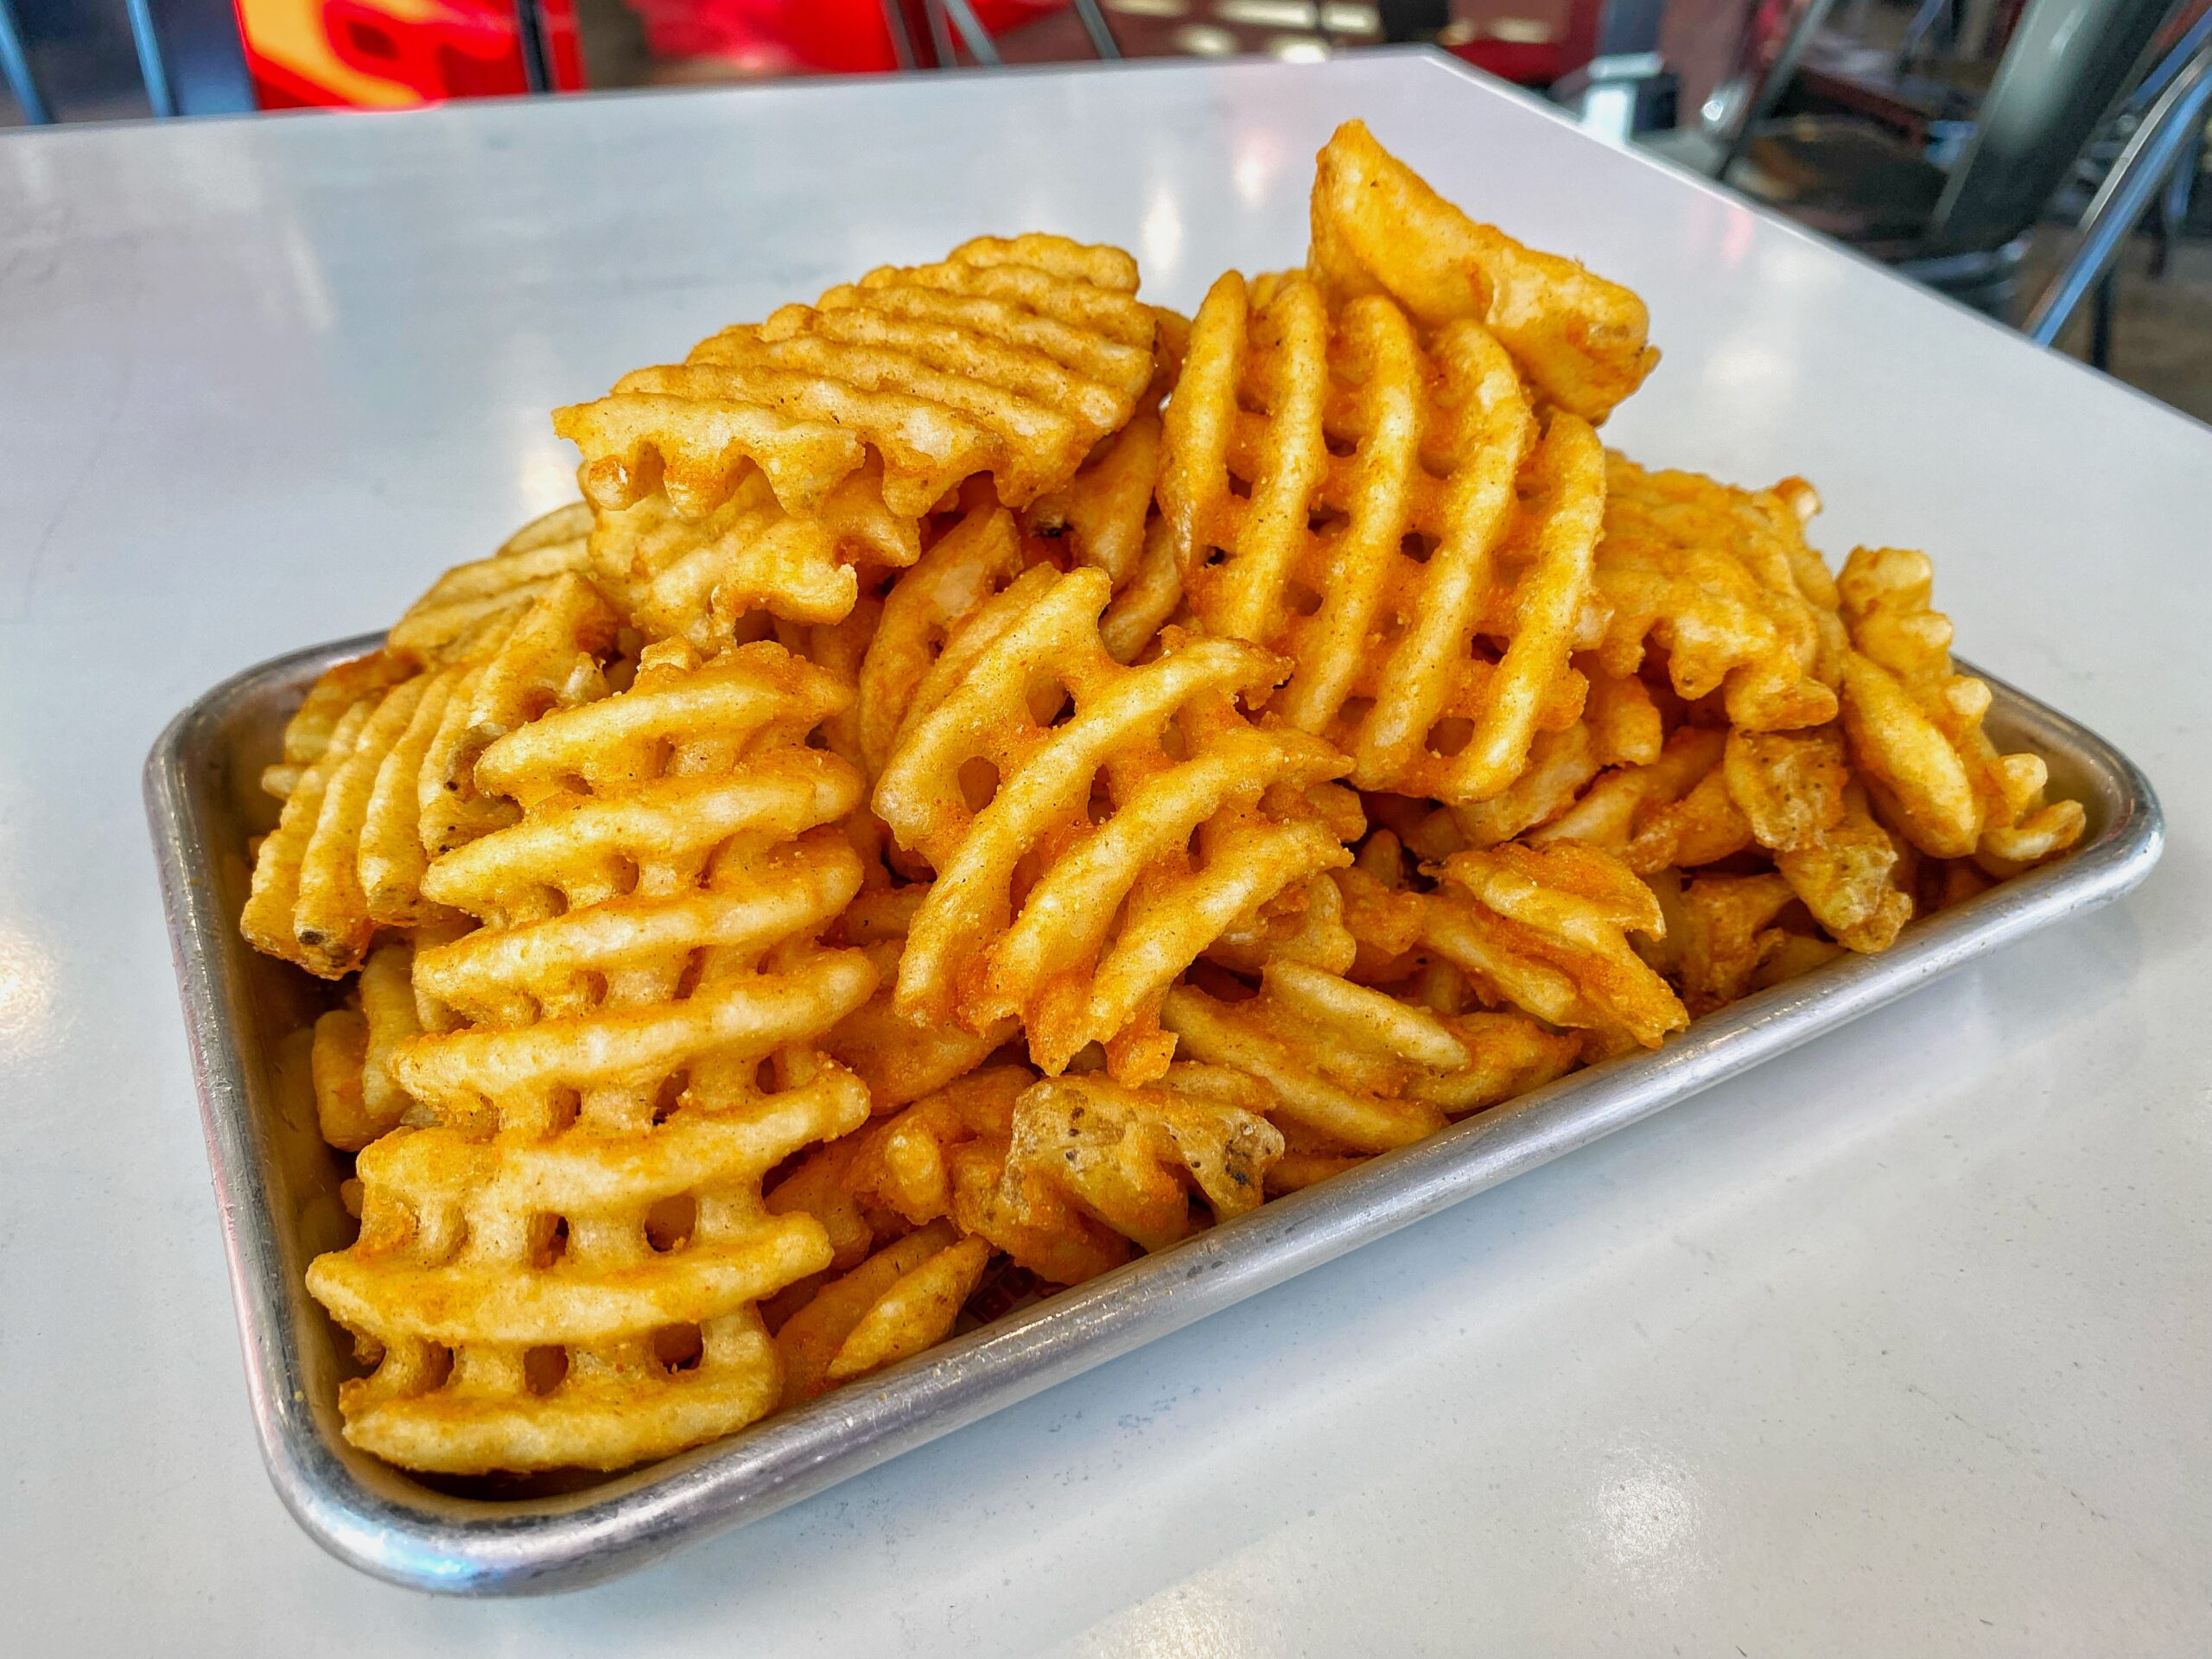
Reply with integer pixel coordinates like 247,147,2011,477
3,0,2206,420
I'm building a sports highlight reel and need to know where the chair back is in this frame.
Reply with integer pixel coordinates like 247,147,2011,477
1925,0,2177,251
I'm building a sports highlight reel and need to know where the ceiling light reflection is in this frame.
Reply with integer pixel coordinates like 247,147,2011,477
0,926,56,1060
1142,188,1186,284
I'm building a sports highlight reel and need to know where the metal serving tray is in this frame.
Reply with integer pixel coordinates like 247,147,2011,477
146,635,2163,1596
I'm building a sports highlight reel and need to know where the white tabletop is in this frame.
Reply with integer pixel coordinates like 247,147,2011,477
3,51,2205,1655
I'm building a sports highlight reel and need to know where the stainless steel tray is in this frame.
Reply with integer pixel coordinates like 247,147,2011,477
145,634,2164,1596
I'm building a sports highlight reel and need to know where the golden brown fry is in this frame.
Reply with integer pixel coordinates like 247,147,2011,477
873,566,1352,1080
1722,727,1912,952
1594,456,1843,733
844,1065,1033,1230
556,236,1156,521
1674,873,1798,1014
959,1066,1283,1283
1160,269,1603,804
775,1221,991,1406
1307,119,1659,422
243,688,387,977
1163,958,1577,1155
307,640,876,1474
1426,842,1688,1048
261,651,417,801
856,502,1029,779
825,888,1019,1112
309,938,425,1152
1836,546,2085,866
588,468,908,652
385,503,594,666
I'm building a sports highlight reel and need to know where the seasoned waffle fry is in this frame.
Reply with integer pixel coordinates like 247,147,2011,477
417,574,625,862
1160,269,1605,804
856,502,1030,779
1723,727,1913,951
1025,406,1161,591
765,1128,901,1276
1673,873,1798,1014
307,641,877,1472
309,938,425,1151
588,467,915,653
385,503,594,665
244,685,391,976
840,1064,1281,1287
357,664,467,927
1837,546,2086,866
844,1065,1034,1230
556,235,1156,521
1307,120,1659,422
1595,456,1843,732
982,1066,1281,1256
775,1221,992,1406
1529,726,1732,870
1425,843,1688,1048
262,651,416,801
1203,869,1357,976
825,886,1019,1111
1162,958,1578,1157
874,565,1353,1078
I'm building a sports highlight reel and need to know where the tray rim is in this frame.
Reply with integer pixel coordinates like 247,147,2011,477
144,634,2164,1597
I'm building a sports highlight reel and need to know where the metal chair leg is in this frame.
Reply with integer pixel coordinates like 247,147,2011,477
2025,38,2212,347
934,0,1004,65
123,0,177,113
0,0,53,123
879,0,920,69
509,0,552,93
1070,0,1122,58
2089,268,2116,369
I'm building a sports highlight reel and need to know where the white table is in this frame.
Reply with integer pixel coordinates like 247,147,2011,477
3,52,2205,1656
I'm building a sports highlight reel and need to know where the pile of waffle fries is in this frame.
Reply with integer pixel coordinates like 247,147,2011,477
240,121,2085,1477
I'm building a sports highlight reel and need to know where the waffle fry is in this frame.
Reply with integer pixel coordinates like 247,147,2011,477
1837,547,2086,866
356,664,473,928
825,886,1019,1111
1162,270,1608,805
1025,406,1161,591
764,1127,902,1277
309,938,425,1151
556,236,1156,522
1595,456,1843,733
1673,873,1797,1014
385,502,594,666
1527,726,1740,872
588,466,917,655
416,573,626,862
1424,843,1688,1048
307,641,876,1472
1307,120,1659,422
978,1066,1281,1259
261,650,417,801
775,1221,992,1406
856,502,1031,779
244,676,413,977
1162,958,1578,1158
874,565,1354,1078
1724,727,1913,951
843,1065,1034,1230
